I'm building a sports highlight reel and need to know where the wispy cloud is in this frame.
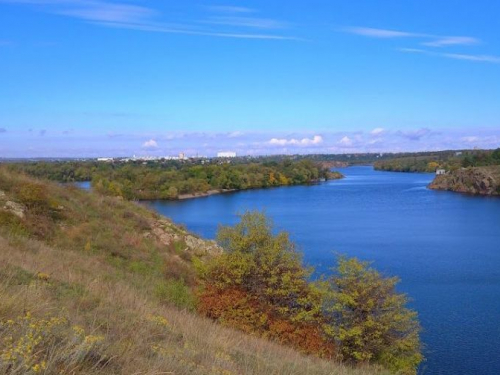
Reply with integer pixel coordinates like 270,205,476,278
343,27,424,39
441,53,500,63
0,128,7,133
423,36,480,48
203,16,287,30
343,26,478,47
370,127,385,136
2,0,296,40
344,26,499,65
400,48,500,64
206,5,254,14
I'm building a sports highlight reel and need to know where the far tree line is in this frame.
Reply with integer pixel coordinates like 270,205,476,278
6,159,343,200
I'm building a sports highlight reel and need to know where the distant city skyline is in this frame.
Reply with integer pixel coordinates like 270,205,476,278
1,0,499,157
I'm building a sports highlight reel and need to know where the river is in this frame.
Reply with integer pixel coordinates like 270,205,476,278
142,166,500,375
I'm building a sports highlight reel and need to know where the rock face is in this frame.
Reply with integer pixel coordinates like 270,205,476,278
428,166,500,196
149,218,223,257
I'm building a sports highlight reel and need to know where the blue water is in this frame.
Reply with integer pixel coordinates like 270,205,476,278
143,166,500,375
72,181,92,190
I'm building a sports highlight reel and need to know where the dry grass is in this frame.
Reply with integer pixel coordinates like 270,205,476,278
0,235,386,375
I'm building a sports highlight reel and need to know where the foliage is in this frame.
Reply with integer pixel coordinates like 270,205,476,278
320,257,422,374
0,312,105,374
8,159,341,200
199,213,423,373
374,148,500,173
198,212,334,357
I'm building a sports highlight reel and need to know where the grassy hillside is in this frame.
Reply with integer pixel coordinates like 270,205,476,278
0,167,385,375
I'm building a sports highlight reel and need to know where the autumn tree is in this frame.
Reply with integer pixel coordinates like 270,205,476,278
320,256,422,374
197,211,334,356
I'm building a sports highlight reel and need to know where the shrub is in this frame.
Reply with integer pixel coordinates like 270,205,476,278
0,312,107,374
320,256,422,374
16,183,48,212
198,212,333,356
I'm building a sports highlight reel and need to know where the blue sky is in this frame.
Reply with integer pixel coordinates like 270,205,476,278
1,0,499,157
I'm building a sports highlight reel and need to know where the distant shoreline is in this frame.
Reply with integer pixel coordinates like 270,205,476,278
178,189,237,200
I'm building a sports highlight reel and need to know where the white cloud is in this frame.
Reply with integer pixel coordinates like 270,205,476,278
269,135,323,146
461,136,479,143
207,6,255,14
344,26,495,64
4,0,296,41
142,139,159,149
339,136,353,146
344,26,479,47
423,36,480,47
370,127,385,136
344,27,421,38
227,131,244,138
400,48,500,64
442,53,500,64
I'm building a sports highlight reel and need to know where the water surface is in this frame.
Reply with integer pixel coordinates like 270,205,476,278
144,167,500,375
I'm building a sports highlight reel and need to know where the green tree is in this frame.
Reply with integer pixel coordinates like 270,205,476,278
321,256,422,374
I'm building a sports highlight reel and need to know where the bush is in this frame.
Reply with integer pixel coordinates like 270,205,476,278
198,212,334,357
320,256,422,374
16,183,48,212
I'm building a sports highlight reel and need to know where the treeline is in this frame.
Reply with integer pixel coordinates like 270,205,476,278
461,148,500,167
374,148,500,173
197,212,423,374
7,159,342,200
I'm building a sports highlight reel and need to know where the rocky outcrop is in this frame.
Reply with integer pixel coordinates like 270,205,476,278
0,190,26,218
148,218,223,258
428,166,500,196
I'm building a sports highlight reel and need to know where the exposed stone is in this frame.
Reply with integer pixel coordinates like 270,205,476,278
4,201,25,218
429,166,500,196
149,218,223,258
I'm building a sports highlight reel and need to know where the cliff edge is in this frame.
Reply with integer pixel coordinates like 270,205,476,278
428,166,500,196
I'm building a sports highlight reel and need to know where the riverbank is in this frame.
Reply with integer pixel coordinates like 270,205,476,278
178,189,237,200
428,166,500,196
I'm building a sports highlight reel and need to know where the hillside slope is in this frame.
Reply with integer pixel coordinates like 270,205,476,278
0,168,385,375
429,166,500,196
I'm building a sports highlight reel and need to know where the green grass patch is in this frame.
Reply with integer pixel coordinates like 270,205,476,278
155,279,196,311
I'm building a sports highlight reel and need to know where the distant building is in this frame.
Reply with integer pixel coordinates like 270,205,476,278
455,152,463,156
97,157,113,162
179,152,186,160
436,169,446,175
217,151,237,158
